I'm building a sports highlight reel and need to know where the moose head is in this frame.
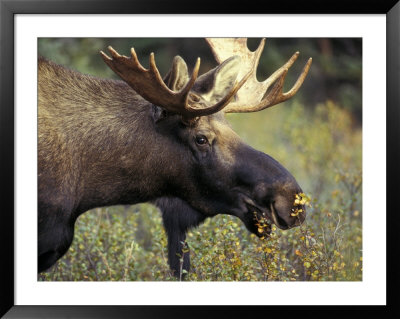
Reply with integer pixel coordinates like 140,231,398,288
100,38,311,238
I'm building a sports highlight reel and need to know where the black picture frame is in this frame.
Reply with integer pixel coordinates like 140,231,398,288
1,0,398,318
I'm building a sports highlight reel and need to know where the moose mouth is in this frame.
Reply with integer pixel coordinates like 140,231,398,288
243,199,292,237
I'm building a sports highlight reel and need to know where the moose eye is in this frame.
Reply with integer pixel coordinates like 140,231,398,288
195,135,208,146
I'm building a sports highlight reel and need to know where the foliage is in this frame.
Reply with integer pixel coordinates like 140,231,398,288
39,100,362,282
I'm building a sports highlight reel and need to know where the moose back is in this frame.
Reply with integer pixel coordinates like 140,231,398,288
38,38,311,278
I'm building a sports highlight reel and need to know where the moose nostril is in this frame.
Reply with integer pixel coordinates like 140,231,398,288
271,193,306,228
273,194,292,216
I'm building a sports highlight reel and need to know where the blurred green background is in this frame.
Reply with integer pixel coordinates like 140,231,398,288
38,38,362,281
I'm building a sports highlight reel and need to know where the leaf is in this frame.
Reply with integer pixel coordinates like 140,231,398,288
295,249,303,257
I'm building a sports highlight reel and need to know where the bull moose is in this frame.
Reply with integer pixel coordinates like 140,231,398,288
38,38,312,278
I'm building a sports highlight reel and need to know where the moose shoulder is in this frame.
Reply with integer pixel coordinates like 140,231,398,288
38,38,312,277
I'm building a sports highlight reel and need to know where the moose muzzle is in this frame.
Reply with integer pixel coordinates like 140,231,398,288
234,147,306,237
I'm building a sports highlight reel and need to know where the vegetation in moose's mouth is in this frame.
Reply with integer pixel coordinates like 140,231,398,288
38,38,362,282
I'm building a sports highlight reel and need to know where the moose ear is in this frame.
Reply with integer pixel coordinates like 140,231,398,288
163,56,190,91
192,56,241,103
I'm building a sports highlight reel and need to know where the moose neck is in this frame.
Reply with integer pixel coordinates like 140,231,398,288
75,103,165,212
38,58,185,215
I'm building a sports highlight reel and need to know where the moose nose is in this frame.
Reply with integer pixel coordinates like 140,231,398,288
254,181,306,229
273,194,306,229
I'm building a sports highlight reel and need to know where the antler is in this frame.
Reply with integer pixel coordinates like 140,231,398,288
205,38,312,113
100,46,248,119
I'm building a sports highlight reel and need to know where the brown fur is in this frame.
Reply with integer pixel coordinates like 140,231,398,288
39,58,187,215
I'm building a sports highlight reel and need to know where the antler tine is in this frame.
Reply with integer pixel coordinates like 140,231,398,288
181,57,201,98
205,38,312,114
282,57,313,99
263,51,299,88
129,48,147,72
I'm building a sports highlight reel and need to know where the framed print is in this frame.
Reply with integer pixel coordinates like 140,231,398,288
1,0,399,318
